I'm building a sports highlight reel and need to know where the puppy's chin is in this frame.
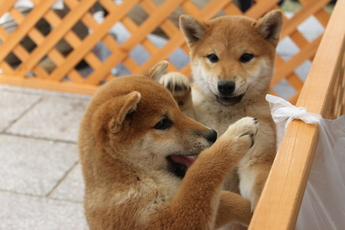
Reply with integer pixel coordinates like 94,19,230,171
215,93,245,106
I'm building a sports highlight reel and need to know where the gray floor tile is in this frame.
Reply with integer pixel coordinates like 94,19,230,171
50,164,85,203
0,192,88,230
0,91,42,132
0,135,79,196
6,95,89,142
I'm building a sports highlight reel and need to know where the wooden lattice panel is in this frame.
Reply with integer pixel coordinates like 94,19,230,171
272,0,331,103
0,0,334,103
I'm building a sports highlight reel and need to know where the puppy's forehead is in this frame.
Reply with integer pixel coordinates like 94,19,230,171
209,15,255,28
207,16,259,42
198,16,272,54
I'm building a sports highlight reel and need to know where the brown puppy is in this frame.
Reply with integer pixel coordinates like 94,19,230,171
78,61,258,229
160,10,283,213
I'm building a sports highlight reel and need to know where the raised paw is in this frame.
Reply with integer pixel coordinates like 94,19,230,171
159,72,191,98
159,72,193,113
225,117,258,151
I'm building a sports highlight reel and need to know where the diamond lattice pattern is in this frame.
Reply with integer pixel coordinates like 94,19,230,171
0,0,333,103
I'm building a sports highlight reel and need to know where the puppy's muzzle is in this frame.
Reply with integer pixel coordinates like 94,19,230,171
216,81,246,106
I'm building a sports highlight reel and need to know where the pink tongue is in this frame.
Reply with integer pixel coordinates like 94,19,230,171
170,155,195,168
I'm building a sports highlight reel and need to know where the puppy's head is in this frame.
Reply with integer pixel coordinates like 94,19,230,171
81,61,217,179
180,10,283,106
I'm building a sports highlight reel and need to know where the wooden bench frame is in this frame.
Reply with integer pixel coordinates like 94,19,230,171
250,0,345,228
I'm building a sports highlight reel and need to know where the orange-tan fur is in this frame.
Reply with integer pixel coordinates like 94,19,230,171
160,10,283,216
78,61,259,229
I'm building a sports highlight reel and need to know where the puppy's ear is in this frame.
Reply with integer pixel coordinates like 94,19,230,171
108,91,141,133
180,15,208,47
255,10,283,46
142,61,169,80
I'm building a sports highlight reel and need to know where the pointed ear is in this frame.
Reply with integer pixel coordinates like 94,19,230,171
255,10,283,46
180,14,208,47
142,61,169,80
107,91,141,134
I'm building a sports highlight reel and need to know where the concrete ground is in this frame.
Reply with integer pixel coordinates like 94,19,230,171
0,6,328,229
0,85,90,229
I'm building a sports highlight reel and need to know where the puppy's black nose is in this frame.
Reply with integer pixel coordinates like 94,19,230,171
218,81,235,95
206,129,217,144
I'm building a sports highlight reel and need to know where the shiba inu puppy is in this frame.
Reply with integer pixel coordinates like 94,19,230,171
160,10,283,212
78,61,259,229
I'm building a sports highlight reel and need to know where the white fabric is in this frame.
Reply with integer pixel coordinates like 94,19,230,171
266,94,345,230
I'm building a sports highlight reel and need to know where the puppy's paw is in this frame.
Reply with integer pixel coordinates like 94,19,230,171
159,72,191,98
225,117,258,151
160,72,193,112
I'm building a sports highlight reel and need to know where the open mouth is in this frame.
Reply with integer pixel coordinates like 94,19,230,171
215,93,245,106
167,154,196,178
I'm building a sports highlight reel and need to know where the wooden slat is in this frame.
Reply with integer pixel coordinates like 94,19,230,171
43,9,91,83
288,31,309,50
286,73,304,92
180,0,200,16
6,7,50,79
0,0,16,20
59,0,105,74
15,0,98,76
223,2,243,16
0,62,14,74
245,0,278,18
272,35,322,85
270,0,331,101
249,1,345,229
7,6,72,80
140,0,180,38
280,0,329,38
49,0,140,82
192,0,231,19
0,0,56,61
86,0,187,81
33,65,49,79
132,0,234,74
121,0,185,51
0,74,97,94
314,8,330,27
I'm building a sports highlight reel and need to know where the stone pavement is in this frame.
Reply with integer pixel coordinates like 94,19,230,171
0,85,90,230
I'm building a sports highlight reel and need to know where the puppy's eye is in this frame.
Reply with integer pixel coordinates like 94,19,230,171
206,54,219,63
239,53,254,63
153,118,173,130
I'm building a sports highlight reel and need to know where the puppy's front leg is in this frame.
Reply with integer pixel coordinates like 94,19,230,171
215,191,252,229
159,72,195,119
149,117,258,230
238,120,276,211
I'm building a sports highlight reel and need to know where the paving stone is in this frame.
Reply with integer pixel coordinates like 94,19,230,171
0,134,79,196
6,95,90,142
0,90,42,132
50,163,85,203
0,192,88,230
